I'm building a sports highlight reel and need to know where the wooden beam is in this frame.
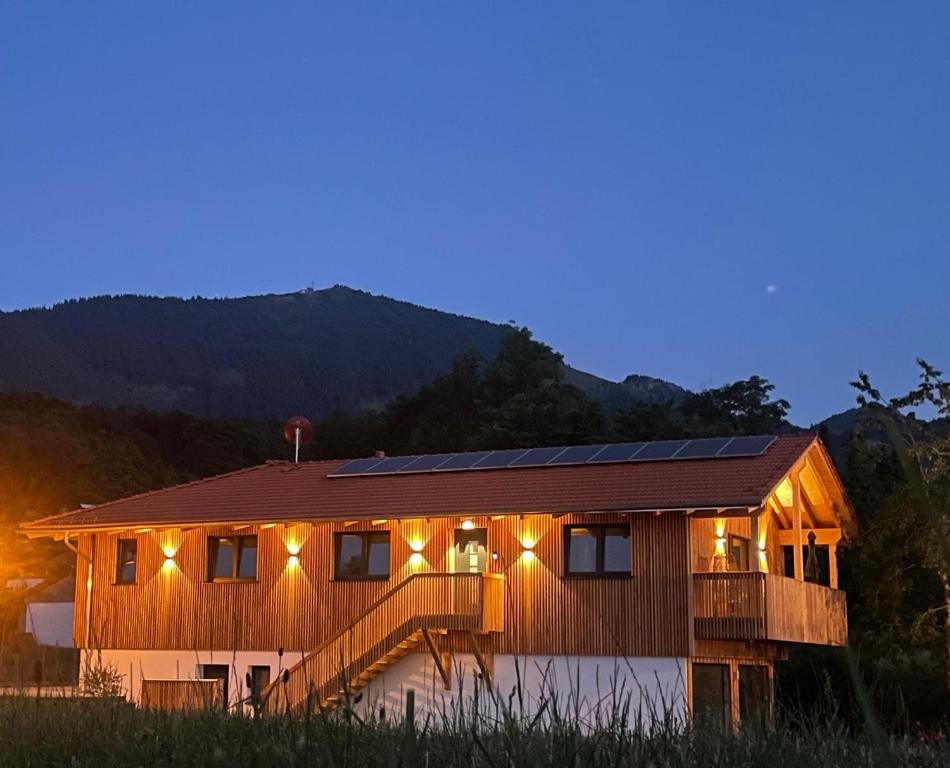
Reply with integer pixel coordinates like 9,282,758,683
799,489,819,529
792,471,803,581
466,631,492,688
828,543,839,589
776,528,842,547
421,628,451,690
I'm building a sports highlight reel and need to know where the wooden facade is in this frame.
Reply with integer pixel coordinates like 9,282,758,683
73,511,693,660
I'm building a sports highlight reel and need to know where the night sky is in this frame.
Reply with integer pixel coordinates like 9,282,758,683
2,3,948,424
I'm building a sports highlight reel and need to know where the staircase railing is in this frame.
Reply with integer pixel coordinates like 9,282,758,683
264,572,503,712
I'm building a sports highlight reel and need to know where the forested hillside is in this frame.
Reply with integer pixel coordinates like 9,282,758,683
0,286,684,420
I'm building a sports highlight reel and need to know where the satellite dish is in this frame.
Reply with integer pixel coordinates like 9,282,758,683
283,416,313,464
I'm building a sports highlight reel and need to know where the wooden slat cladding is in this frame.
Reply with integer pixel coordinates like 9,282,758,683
77,511,692,659
693,573,847,646
141,679,223,710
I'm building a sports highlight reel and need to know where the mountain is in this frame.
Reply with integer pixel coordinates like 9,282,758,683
0,286,684,420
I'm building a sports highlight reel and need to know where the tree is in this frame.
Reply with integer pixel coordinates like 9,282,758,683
679,375,790,436
851,359,950,693
478,328,603,448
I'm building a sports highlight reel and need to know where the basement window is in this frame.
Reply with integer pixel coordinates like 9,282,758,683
563,524,632,577
115,539,138,584
208,535,258,581
334,531,390,580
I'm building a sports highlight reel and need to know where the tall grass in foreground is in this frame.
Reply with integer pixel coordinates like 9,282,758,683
0,692,946,768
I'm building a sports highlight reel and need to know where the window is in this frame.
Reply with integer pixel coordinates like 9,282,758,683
208,535,258,581
729,534,750,571
334,531,390,579
564,524,631,576
115,539,137,584
248,665,271,706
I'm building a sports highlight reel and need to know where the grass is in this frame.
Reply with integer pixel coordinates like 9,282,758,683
0,690,946,768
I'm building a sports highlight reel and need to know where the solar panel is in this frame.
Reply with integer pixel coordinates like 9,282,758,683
716,435,777,457
400,453,454,473
330,457,385,476
509,446,568,467
588,443,646,463
328,435,779,478
361,456,421,474
473,449,530,469
673,437,733,460
434,451,493,471
548,444,606,465
631,439,688,461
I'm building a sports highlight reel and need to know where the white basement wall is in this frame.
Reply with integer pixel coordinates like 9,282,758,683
90,649,687,727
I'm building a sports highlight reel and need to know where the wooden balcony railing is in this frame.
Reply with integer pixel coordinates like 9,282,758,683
693,572,847,646
265,572,504,712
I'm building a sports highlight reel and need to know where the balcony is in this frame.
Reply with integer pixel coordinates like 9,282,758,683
693,572,847,646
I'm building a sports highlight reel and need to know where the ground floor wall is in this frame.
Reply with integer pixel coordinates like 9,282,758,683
87,649,688,727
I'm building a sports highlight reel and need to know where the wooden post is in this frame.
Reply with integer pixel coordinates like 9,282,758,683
792,473,804,581
828,543,838,589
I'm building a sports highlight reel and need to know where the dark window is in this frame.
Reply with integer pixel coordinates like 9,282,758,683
201,664,229,707
334,531,390,579
692,662,731,730
115,539,137,584
208,535,257,581
729,534,750,571
564,524,631,576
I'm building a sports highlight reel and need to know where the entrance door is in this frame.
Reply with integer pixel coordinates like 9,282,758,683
201,663,229,708
692,662,731,730
454,528,487,573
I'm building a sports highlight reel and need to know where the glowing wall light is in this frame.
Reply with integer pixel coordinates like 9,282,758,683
409,552,425,566
287,554,300,569
461,519,475,531
162,557,176,572
520,536,536,562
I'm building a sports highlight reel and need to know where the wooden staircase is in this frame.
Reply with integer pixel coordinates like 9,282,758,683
264,572,504,713
322,630,424,708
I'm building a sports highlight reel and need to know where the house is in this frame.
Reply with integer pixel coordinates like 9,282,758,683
22,576,75,648
20,434,854,730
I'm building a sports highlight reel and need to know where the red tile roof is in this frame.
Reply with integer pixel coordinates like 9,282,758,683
21,435,822,533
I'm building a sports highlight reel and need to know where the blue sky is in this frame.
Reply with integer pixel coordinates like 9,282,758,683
1,3,948,424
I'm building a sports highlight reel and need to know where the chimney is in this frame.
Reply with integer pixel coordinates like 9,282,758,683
374,450,386,459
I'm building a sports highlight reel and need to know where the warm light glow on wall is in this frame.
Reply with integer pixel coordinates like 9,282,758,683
409,539,424,553
713,518,727,557
162,544,177,559
776,477,794,508
162,557,176,572
521,549,536,563
409,552,425,567
286,541,301,556
520,536,536,562
461,519,475,531
286,554,300,569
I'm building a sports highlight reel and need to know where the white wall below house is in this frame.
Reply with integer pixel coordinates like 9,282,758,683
24,602,74,647
84,649,304,708
356,654,687,729
87,649,686,727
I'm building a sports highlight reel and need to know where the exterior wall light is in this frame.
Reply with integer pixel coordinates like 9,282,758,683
409,552,425,566
162,557,176,571
287,554,300,569
461,519,475,531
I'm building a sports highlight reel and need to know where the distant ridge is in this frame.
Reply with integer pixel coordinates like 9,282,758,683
0,285,686,420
